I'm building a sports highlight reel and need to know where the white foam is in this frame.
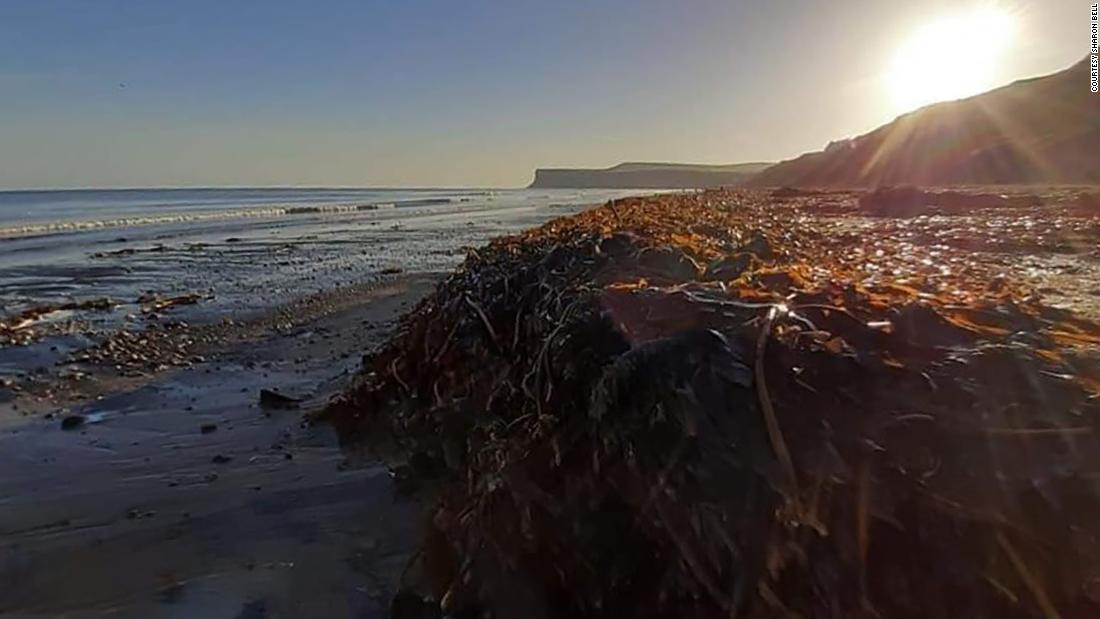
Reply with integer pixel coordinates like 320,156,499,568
0,202,417,239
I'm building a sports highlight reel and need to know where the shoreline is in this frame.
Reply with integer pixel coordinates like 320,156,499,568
4,186,1100,616
1,272,444,420
0,273,442,617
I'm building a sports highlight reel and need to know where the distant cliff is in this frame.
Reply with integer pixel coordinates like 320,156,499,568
529,161,773,189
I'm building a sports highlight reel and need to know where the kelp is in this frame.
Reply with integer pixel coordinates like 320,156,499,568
326,189,1100,618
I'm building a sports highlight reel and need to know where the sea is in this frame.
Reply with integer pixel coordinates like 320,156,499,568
0,187,650,374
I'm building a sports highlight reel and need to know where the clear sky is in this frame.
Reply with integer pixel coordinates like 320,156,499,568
0,0,1087,189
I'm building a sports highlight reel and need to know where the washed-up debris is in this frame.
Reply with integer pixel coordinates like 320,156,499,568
68,321,213,376
138,292,208,314
0,298,116,345
327,189,1100,618
259,388,301,409
90,244,166,258
125,508,157,520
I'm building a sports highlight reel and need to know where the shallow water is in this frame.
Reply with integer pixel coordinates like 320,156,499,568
0,188,650,376
0,187,642,307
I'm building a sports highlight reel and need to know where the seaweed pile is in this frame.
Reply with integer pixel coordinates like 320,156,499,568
327,189,1100,618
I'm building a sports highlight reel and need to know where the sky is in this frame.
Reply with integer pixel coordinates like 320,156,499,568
0,0,1088,189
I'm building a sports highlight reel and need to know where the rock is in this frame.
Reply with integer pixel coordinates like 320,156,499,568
211,454,232,464
60,414,86,430
200,423,218,434
259,388,301,409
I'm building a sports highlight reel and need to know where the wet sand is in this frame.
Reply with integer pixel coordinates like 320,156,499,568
0,191,639,618
0,274,441,617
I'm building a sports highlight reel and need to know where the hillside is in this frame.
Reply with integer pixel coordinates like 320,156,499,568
748,57,1100,187
529,161,773,188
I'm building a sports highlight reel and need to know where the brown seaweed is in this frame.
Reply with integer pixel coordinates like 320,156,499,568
326,189,1100,618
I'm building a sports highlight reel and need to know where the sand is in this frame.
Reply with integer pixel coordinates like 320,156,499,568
0,274,440,617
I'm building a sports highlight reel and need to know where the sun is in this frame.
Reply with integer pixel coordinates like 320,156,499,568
888,6,1018,113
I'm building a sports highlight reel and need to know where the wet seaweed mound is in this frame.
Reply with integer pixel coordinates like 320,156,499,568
327,190,1100,618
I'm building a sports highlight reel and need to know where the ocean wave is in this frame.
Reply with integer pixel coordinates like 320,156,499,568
0,199,456,239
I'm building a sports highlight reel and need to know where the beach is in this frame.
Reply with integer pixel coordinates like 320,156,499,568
0,188,645,616
1,275,435,617
3,3,1093,616
3,186,1100,617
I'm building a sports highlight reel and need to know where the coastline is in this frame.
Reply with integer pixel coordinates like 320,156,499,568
0,273,442,617
0,189,646,616
2,273,440,420
4,186,1100,616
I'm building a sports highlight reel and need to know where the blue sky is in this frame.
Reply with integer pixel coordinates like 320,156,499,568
0,0,1086,188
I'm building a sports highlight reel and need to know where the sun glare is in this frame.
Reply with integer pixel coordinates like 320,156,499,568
888,6,1018,113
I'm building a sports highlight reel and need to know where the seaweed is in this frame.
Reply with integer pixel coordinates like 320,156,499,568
326,189,1100,618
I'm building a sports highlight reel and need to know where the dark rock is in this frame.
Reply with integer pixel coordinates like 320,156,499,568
60,414,86,430
259,389,302,409
200,423,218,434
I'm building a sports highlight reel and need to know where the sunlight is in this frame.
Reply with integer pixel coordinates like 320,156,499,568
888,5,1018,113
